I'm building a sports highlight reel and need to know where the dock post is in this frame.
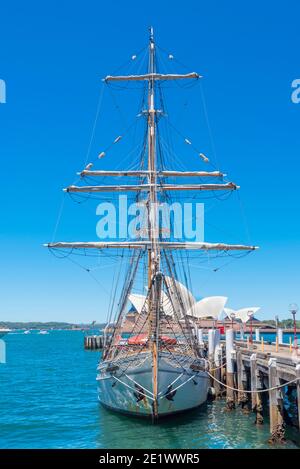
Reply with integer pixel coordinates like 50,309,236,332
255,328,260,342
213,329,222,398
208,329,215,392
240,325,245,341
208,329,215,362
277,328,283,345
225,329,235,410
236,348,248,411
296,364,300,430
250,353,263,424
250,353,257,411
268,358,285,443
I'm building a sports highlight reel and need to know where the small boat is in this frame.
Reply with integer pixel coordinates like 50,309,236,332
0,328,10,338
24,330,31,335
38,330,49,335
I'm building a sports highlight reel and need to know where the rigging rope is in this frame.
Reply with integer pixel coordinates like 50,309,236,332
206,370,300,394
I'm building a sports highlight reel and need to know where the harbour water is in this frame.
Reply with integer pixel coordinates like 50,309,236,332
0,330,299,449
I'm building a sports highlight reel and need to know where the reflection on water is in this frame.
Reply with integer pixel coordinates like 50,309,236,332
0,331,299,449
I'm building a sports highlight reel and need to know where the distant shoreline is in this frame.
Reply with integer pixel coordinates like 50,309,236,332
0,322,106,331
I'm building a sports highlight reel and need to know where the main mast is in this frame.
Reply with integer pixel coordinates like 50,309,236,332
147,26,160,419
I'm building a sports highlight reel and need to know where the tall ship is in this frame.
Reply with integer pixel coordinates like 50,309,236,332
45,28,257,419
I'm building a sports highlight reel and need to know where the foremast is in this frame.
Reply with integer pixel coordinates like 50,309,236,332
147,27,160,419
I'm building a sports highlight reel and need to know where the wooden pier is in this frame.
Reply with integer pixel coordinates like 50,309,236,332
84,335,103,350
201,329,300,444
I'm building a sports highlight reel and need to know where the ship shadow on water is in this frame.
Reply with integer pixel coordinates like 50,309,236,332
96,398,300,449
96,401,209,449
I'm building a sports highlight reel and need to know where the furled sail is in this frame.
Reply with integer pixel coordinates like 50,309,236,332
104,72,201,82
64,182,238,193
79,169,225,178
45,241,258,251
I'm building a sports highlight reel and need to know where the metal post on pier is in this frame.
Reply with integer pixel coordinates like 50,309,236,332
225,328,235,410
255,328,260,342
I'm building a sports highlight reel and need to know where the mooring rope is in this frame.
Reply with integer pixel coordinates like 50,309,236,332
206,370,300,394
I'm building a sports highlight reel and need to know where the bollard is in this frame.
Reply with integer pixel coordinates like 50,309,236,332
289,336,292,352
261,336,264,352
277,328,283,345
225,329,235,410
275,336,279,353
255,328,260,342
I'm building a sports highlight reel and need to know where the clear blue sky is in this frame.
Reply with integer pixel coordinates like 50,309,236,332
0,0,299,323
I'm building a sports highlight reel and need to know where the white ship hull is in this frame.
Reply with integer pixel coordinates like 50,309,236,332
97,351,209,418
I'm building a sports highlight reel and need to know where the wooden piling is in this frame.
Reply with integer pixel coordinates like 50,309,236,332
236,348,249,411
250,353,263,424
84,335,103,350
268,358,285,443
213,330,221,398
296,364,300,430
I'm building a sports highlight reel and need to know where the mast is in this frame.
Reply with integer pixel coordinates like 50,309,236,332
147,26,160,419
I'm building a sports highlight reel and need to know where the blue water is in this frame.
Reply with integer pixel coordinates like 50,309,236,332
0,331,299,449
